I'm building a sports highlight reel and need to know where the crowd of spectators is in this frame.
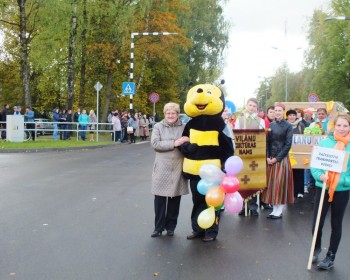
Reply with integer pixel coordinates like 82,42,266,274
0,104,159,142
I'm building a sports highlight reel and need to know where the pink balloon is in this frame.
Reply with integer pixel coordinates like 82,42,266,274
224,192,243,213
220,175,240,193
225,156,243,175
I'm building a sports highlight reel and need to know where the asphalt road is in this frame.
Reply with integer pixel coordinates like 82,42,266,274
0,142,349,280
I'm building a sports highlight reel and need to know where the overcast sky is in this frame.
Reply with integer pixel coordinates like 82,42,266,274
223,0,330,109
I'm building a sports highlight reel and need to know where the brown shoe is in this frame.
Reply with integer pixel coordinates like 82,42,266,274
186,232,204,240
202,236,216,242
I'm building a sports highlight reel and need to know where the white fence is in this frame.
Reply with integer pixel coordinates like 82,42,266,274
0,121,115,142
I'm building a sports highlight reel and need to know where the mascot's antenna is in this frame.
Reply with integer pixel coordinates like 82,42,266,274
217,79,225,87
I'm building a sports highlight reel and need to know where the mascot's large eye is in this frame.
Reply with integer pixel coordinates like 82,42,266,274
207,90,212,94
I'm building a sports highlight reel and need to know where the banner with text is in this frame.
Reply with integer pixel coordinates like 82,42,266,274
233,129,266,200
289,135,327,169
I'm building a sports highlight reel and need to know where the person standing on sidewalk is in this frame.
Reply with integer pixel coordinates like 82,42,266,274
88,110,97,141
52,108,60,141
78,109,89,141
24,106,35,140
1,104,10,139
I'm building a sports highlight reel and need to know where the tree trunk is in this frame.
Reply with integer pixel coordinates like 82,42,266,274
78,0,87,108
18,0,31,106
102,69,113,124
67,0,78,109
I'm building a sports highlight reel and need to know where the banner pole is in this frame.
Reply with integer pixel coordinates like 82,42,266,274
307,171,328,270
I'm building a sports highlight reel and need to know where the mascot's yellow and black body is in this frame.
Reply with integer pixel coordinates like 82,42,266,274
181,83,234,241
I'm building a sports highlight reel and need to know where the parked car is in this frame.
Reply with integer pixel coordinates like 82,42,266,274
179,113,191,124
34,118,54,135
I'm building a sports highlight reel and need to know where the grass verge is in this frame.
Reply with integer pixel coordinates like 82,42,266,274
0,135,115,149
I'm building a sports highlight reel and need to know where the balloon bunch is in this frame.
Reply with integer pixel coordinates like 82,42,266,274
197,156,244,229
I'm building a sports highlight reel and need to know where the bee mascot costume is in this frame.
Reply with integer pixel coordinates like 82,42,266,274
181,82,234,242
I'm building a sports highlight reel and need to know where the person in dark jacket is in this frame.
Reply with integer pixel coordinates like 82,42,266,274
59,109,67,140
65,109,72,140
24,106,35,140
262,102,294,219
1,104,10,139
286,109,305,198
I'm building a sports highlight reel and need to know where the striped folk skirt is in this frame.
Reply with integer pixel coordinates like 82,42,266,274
262,156,294,205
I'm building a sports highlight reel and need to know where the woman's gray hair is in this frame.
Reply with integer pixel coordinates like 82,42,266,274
163,102,180,114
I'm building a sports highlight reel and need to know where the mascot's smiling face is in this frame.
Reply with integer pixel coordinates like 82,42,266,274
184,84,225,118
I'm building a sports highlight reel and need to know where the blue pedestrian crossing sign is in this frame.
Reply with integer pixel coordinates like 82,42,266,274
122,82,135,95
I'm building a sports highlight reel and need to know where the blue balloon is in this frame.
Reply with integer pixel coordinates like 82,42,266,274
225,100,236,114
197,179,215,195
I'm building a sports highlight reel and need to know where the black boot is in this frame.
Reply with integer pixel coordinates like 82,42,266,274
312,247,321,264
318,251,335,270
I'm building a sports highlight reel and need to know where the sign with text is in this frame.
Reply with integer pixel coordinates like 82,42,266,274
289,135,327,169
233,129,266,199
310,146,348,173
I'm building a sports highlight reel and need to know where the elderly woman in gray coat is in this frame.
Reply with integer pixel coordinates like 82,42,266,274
150,102,189,238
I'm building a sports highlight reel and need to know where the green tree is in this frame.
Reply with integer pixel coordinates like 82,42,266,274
176,0,229,105
0,0,230,117
0,0,43,106
305,3,350,106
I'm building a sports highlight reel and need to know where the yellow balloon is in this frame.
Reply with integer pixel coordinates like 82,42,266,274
197,206,215,229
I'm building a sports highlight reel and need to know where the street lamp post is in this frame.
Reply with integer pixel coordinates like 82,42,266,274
258,76,274,111
272,46,288,102
129,32,177,111
325,16,350,21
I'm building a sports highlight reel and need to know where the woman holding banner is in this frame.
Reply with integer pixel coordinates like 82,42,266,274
262,102,293,219
310,113,350,270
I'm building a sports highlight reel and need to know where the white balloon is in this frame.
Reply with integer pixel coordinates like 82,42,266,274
199,164,225,183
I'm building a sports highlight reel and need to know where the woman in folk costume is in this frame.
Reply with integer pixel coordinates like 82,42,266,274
262,102,294,219
310,113,350,270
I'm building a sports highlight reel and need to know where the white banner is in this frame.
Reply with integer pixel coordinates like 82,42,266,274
310,146,348,173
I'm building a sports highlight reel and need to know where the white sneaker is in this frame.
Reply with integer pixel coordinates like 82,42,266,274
297,193,304,198
304,186,309,193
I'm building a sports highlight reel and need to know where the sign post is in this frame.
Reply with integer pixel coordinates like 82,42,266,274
307,146,349,270
129,32,177,111
149,92,159,116
94,81,103,142
122,82,135,95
